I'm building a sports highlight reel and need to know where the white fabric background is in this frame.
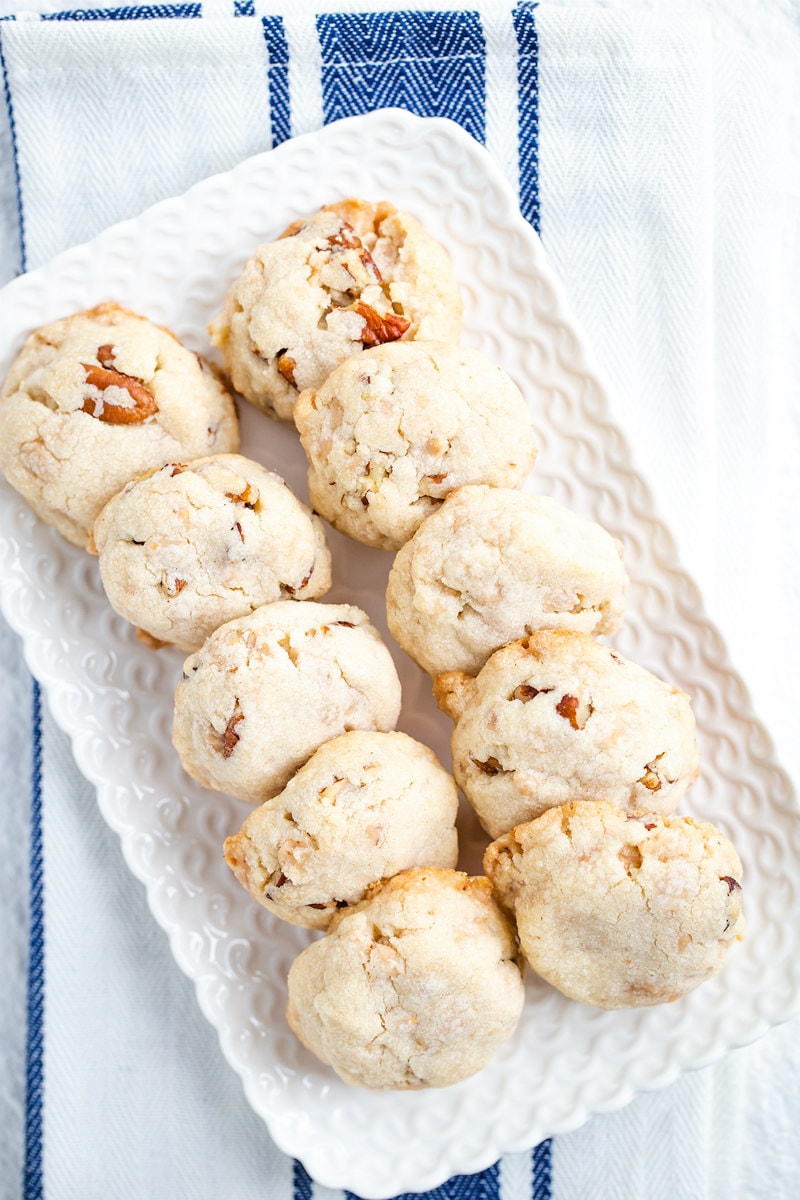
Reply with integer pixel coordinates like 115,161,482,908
0,1,798,1197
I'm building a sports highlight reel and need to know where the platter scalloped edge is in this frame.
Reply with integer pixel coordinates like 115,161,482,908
1,110,799,1199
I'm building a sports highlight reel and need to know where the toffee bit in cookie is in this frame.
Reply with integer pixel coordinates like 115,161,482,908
222,709,244,759
276,351,297,386
511,684,552,702
555,693,581,729
225,482,259,507
472,755,504,776
233,520,245,542
720,875,742,893
284,569,313,596
618,843,643,871
638,768,662,791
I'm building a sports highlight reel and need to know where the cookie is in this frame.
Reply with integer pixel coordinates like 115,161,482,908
436,630,699,839
484,801,744,1008
0,303,239,548
224,730,459,929
208,198,462,422
386,485,628,676
294,343,538,551
286,868,525,1088
173,601,402,804
92,453,331,652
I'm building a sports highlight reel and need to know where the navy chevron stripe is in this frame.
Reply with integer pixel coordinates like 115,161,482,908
0,20,26,275
345,1160,500,1200
261,15,290,147
41,4,200,18
532,1138,552,1200
513,1,540,233
293,1159,313,1200
317,9,486,144
23,681,45,1200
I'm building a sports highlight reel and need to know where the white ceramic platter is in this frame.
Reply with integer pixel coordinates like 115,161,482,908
1,110,798,1199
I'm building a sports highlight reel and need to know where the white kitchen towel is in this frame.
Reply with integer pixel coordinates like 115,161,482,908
0,3,799,1199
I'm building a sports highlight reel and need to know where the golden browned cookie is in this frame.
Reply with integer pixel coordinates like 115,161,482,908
286,868,525,1088
436,630,699,839
173,601,402,804
295,343,538,550
209,199,462,421
0,303,238,548
224,730,458,929
93,454,331,651
484,801,744,1008
387,485,627,675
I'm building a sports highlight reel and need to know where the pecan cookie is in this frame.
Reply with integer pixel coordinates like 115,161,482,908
173,601,402,804
436,630,699,839
286,868,525,1088
295,343,538,551
484,801,744,1008
224,730,459,929
93,454,331,652
387,485,628,676
0,303,238,548
209,198,462,422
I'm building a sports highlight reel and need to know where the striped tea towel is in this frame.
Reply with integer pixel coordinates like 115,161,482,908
1,2,799,1198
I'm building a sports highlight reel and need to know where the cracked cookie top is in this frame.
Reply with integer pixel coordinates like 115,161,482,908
208,198,463,422
484,801,744,1009
435,629,699,839
92,453,332,652
0,302,239,548
172,600,402,804
224,730,458,930
294,342,538,551
286,867,525,1088
386,485,628,676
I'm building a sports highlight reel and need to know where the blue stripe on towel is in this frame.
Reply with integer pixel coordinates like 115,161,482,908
293,1159,313,1200
317,9,486,143
512,0,540,233
0,19,26,274
261,15,290,147
344,1160,501,1200
234,0,254,15
41,5,201,19
23,682,45,1200
532,1139,552,1200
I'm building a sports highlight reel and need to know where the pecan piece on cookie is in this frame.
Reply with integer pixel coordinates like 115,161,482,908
351,302,410,347
81,355,158,425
